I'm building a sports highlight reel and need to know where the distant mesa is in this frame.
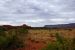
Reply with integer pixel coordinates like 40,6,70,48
44,23,75,28
0,23,75,30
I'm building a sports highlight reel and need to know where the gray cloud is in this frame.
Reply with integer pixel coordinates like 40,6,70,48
0,0,75,27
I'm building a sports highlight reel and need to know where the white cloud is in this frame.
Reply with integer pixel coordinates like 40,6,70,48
49,18,65,22
0,21,12,25
25,19,45,23
15,19,45,23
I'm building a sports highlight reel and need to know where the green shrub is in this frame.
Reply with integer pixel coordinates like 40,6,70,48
0,27,6,36
0,28,28,50
19,28,28,33
42,43,58,50
17,28,28,36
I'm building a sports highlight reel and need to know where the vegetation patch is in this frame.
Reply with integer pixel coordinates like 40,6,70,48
42,33,75,50
0,27,28,50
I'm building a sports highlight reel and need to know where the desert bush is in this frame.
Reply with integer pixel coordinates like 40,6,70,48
0,28,28,50
42,43,58,50
0,27,6,36
42,33,64,50
17,28,28,36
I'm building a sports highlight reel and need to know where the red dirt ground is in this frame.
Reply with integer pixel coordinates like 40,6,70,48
16,39,46,50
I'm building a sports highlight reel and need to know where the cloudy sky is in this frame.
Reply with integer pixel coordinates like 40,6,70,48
0,0,75,27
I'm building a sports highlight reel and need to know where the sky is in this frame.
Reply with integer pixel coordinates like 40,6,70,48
0,0,75,27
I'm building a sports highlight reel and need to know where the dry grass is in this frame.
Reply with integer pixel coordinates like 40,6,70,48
27,28,75,43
